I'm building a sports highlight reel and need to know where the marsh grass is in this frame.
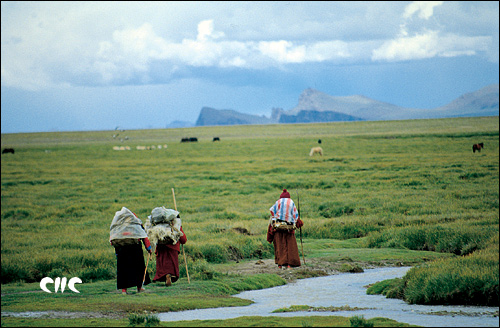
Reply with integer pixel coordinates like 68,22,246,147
2,117,498,306
368,239,499,306
350,315,375,327
128,313,160,327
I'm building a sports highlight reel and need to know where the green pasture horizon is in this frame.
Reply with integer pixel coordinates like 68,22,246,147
1,116,498,307
2,116,498,147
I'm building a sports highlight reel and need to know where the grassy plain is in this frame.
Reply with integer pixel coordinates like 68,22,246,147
1,116,499,326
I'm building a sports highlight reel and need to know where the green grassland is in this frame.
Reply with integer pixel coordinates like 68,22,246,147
1,117,499,325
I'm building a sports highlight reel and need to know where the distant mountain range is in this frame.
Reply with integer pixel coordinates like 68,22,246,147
179,84,499,128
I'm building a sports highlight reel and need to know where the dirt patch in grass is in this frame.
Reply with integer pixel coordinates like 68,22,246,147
218,257,406,283
219,258,340,282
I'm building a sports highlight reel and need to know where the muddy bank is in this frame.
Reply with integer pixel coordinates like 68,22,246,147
220,257,395,282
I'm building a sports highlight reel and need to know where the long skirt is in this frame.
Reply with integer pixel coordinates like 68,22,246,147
153,244,180,283
115,243,151,289
273,230,301,267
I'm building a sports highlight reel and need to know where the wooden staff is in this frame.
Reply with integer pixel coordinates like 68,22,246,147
172,188,190,284
142,251,151,287
296,189,306,264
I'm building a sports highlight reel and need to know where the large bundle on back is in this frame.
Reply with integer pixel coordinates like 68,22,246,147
269,197,297,231
109,207,148,246
271,219,296,231
145,206,182,249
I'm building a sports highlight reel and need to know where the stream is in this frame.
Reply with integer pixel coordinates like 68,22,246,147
157,266,499,327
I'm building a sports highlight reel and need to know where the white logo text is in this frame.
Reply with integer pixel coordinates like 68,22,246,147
40,277,82,293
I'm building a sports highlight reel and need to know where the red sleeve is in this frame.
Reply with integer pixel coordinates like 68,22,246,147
266,224,274,243
179,226,187,245
142,237,151,250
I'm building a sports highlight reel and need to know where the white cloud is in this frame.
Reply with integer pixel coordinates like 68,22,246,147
197,19,225,42
373,30,439,61
1,2,497,90
374,1,493,62
372,30,491,62
91,21,357,84
403,1,444,20
258,41,305,63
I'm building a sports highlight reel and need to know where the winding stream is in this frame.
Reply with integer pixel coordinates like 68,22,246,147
158,266,499,327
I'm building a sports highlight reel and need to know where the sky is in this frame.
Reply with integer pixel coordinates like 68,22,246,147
1,1,499,133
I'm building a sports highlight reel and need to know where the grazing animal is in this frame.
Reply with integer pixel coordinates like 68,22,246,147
181,137,198,143
2,148,14,154
213,137,220,142
318,139,322,144
309,147,323,156
472,143,484,153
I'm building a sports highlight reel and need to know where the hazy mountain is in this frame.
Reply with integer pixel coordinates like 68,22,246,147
166,120,194,128
195,107,274,126
280,88,422,121
277,109,363,123
193,84,499,126
424,84,499,119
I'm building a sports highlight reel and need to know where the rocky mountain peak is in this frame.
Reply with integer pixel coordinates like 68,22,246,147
193,84,498,127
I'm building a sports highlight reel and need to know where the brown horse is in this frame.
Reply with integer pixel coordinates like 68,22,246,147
472,143,484,153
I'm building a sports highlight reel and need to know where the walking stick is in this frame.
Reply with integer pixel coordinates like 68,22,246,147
296,189,306,264
142,251,151,287
172,188,190,284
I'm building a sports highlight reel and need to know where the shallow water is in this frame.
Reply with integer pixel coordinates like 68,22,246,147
158,266,499,327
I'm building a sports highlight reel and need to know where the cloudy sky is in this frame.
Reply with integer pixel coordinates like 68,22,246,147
1,1,498,133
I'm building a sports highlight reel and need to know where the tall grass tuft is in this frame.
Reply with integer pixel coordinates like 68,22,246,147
128,313,160,327
403,241,499,306
349,315,374,327
364,220,497,255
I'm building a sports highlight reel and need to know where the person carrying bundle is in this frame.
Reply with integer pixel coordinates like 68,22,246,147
267,189,304,269
145,206,187,287
109,207,152,294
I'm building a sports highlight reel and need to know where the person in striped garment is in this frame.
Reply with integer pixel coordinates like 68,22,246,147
267,189,304,269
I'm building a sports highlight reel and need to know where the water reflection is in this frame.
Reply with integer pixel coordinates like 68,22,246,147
158,266,499,327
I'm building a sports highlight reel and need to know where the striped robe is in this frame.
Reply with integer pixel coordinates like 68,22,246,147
268,198,301,267
269,198,299,224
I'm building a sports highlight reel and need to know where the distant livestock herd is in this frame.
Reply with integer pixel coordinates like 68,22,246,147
2,141,486,156
181,137,220,142
113,145,168,151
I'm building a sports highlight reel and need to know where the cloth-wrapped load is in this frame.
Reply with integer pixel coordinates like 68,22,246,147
271,219,296,231
269,198,299,231
109,207,148,246
145,206,182,248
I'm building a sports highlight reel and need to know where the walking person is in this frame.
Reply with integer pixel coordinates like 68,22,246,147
109,207,152,294
267,189,304,269
145,207,187,286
